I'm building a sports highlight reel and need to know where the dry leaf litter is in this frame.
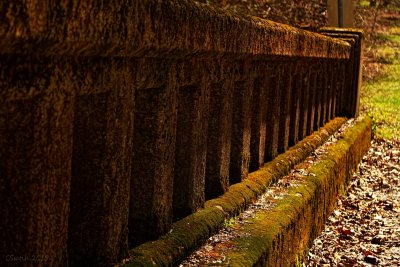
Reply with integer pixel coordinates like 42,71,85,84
305,136,400,267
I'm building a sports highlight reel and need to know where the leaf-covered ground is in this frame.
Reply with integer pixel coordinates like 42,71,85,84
305,138,400,266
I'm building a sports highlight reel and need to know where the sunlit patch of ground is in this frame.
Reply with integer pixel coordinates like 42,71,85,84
361,12,400,139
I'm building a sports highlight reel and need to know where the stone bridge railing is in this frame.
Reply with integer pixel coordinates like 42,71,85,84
0,1,362,266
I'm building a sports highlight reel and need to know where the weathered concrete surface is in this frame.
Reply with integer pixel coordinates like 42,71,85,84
69,58,134,266
229,60,254,184
191,116,372,266
298,69,311,140
250,72,268,172
288,63,301,146
326,62,335,123
125,118,349,266
306,70,317,135
0,1,350,59
0,56,74,267
173,59,210,220
129,58,177,247
264,64,282,161
278,62,293,153
314,66,323,130
319,62,329,127
0,56,137,267
336,60,347,117
205,63,235,200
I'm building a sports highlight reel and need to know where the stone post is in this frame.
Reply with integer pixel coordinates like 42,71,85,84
278,62,292,153
328,61,337,120
129,58,177,247
313,64,323,130
205,61,234,199
229,60,253,184
68,58,134,266
0,56,74,267
173,59,210,220
319,61,329,127
336,61,347,116
307,66,317,135
289,61,301,147
264,63,282,161
298,64,311,141
250,65,268,171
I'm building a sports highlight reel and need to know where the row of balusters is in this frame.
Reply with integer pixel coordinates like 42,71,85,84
0,55,358,266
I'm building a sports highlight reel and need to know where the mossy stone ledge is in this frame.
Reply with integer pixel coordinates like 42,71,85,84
198,116,372,266
123,117,370,266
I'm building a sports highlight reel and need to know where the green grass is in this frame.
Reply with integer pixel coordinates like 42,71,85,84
358,1,400,11
361,28,400,139
375,32,400,44
389,27,400,35
359,0,370,7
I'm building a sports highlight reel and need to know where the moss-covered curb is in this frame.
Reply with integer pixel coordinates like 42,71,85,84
123,117,351,266
205,118,348,216
204,116,372,266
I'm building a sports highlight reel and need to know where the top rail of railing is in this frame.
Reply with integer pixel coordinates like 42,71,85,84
0,0,351,58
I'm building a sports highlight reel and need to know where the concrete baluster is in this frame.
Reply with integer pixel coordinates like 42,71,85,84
265,63,282,161
289,61,301,146
348,38,362,117
329,62,338,120
307,66,317,135
205,63,234,199
229,60,253,184
0,56,74,267
173,59,210,220
352,35,363,118
313,64,323,131
250,69,268,172
319,61,329,127
129,59,177,247
68,58,134,266
298,64,311,140
278,62,292,153
336,62,347,116
326,62,332,121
